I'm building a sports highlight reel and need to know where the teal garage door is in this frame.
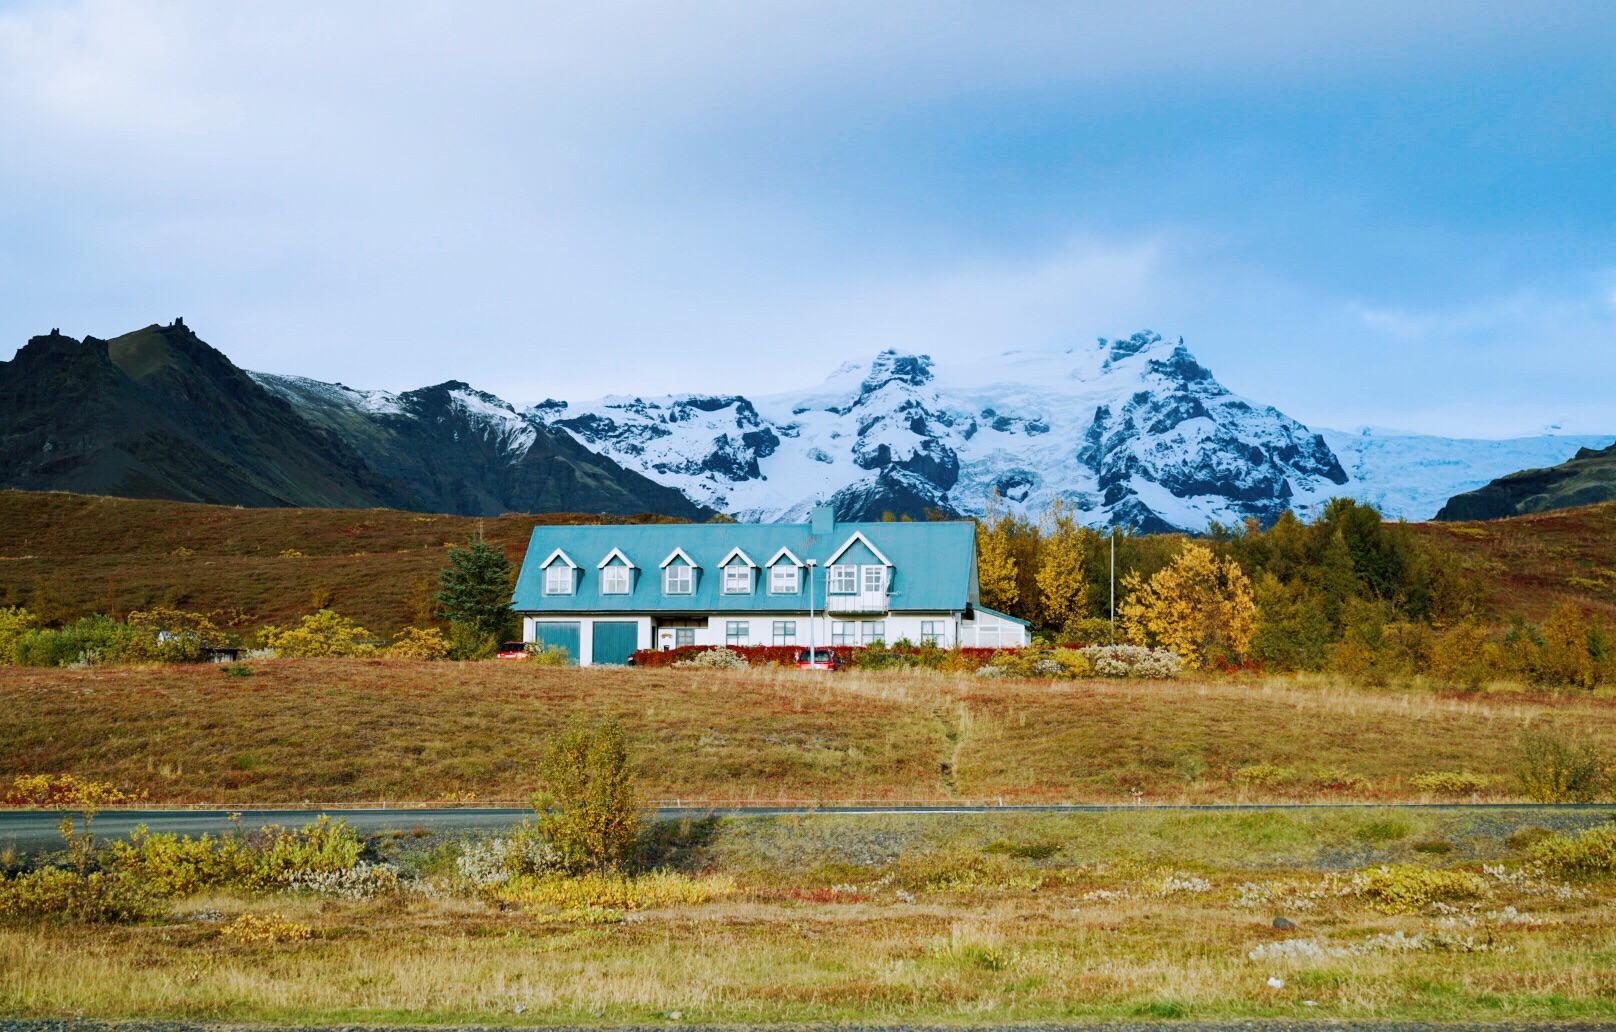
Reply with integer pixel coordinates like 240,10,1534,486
591,621,639,666
531,622,580,665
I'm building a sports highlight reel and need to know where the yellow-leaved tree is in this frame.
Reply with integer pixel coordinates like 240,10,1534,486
257,609,378,658
1119,542,1255,668
975,492,1020,615
1034,497,1097,630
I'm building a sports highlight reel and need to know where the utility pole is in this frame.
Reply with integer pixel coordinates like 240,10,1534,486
806,559,818,667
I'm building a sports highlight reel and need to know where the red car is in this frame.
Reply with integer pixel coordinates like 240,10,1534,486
496,641,529,660
795,648,839,671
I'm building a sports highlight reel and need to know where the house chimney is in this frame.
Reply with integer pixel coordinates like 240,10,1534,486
811,502,834,535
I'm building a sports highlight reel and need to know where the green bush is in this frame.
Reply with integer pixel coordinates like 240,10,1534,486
12,616,137,667
1517,728,1605,803
1409,770,1498,796
534,717,642,872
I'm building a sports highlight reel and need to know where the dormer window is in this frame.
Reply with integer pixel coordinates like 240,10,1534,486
595,547,636,595
545,565,574,595
658,547,699,595
539,548,577,595
769,565,799,594
722,565,752,594
601,565,630,594
664,564,693,595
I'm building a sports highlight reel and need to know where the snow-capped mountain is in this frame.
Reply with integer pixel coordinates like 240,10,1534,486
1320,426,1615,520
529,332,1353,532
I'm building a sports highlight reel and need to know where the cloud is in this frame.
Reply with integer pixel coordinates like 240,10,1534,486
0,1,1612,442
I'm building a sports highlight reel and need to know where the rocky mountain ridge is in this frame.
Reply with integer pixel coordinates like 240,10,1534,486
0,322,711,520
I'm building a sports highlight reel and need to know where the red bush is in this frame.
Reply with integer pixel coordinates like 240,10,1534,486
630,644,1005,669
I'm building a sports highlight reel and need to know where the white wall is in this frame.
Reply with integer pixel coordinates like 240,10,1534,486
523,610,1017,664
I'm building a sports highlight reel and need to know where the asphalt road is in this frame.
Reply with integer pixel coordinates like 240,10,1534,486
2,802,1612,853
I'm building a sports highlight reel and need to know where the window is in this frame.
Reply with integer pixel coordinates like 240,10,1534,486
920,620,945,645
861,565,887,593
601,565,630,594
664,564,693,594
831,620,857,646
828,564,858,594
722,565,752,594
674,627,695,647
862,621,886,645
772,620,797,645
725,620,749,646
769,565,799,594
544,565,573,595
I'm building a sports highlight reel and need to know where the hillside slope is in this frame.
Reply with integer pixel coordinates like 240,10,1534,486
0,490,684,636
0,322,711,520
1435,441,1616,521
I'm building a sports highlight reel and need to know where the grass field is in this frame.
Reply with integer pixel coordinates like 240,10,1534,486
5,660,1616,804
5,808,1616,1024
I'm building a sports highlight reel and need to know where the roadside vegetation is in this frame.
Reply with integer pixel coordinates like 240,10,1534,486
4,739,1616,1024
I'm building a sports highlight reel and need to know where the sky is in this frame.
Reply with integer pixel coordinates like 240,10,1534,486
1,1,1613,438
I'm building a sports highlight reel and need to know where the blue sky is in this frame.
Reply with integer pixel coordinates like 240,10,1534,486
1,1,1612,437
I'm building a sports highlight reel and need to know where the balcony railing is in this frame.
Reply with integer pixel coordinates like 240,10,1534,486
824,591,890,614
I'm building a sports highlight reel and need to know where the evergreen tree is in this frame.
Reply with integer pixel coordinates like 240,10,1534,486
434,538,516,640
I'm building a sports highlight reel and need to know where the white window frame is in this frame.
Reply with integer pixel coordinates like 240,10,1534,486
831,620,857,646
725,620,749,646
768,565,799,594
862,621,886,645
600,565,631,595
861,564,887,594
664,564,694,595
772,620,797,645
828,564,859,594
722,565,753,595
544,565,574,595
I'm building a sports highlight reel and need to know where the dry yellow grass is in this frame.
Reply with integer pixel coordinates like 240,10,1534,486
4,660,1616,804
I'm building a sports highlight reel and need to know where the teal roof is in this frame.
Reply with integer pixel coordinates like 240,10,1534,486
513,520,978,614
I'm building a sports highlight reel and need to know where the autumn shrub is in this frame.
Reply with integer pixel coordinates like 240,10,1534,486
386,625,452,660
256,609,378,658
1350,864,1486,914
982,647,1092,680
527,644,571,666
1409,771,1498,797
221,912,312,944
534,717,642,872
124,607,235,663
108,816,364,896
0,868,157,923
0,606,37,664
1525,827,1616,877
1517,728,1606,803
